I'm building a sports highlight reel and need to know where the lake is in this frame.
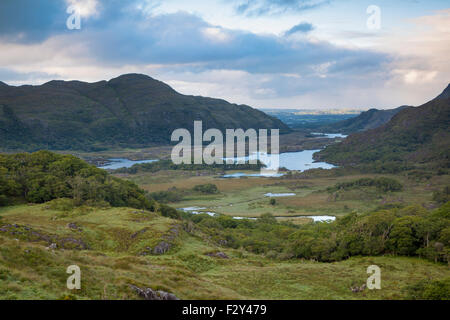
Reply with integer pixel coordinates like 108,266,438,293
98,158,158,170
311,132,348,138
221,132,345,178
264,193,296,197
98,132,343,173
221,149,335,178
179,207,336,223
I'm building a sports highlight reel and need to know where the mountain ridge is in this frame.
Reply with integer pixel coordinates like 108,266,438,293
315,83,450,170
0,74,290,151
318,105,410,134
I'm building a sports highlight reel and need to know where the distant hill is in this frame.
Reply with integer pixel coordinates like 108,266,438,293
315,84,450,171
262,109,357,129
318,106,410,134
0,74,290,151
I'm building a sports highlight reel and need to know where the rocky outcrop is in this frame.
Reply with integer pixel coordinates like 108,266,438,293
350,284,366,293
67,223,82,231
130,285,179,300
139,224,182,256
0,223,88,250
205,251,229,259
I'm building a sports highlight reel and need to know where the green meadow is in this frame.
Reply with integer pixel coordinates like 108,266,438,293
0,204,448,300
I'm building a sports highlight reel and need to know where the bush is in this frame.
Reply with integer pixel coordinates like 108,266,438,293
433,186,450,204
159,204,181,219
406,278,450,300
46,198,75,211
193,184,219,194
327,177,403,193
149,188,184,203
0,151,152,210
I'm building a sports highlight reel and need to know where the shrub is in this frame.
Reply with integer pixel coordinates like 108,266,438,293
159,204,181,219
46,198,75,211
406,278,450,300
193,184,219,194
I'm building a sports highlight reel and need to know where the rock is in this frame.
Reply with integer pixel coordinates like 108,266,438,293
350,284,366,293
67,223,81,231
153,241,170,255
59,237,88,250
130,285,179,300
131,227,149,239
206,251,229,259
47,243,57,250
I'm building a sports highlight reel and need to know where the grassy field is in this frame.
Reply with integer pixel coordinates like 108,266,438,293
0,204,448,300
120,169,448,222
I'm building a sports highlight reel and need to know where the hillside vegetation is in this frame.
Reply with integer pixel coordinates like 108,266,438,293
0,151,449,299
0,201,448,300
315,84,450,171
318,106,409,134
0,151,153,210
0,74,290,151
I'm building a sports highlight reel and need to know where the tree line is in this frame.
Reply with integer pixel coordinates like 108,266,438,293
0,151,153,210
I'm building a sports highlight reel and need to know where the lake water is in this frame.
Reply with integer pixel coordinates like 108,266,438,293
221,149,335,178
221,132,346,178
297,215,336,222
264,193,296,197
179,207,335,223
98,133,342,173
98,158,158,170
222,172,285,178
232,215,335,222
311,132,348,139
179,207,216,216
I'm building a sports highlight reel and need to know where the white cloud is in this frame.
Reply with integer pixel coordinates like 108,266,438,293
65,0,100,18
202,27,232,42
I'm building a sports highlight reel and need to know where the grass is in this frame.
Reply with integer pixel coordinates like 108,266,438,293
1,163,448,300
120,169,448,219
0,204,448,300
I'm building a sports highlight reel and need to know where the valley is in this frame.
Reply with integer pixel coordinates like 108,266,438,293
0,80,449,301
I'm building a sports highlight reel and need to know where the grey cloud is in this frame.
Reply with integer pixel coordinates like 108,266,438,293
0,68,59,84
0,0,392,103
233,0,331,16
284,22,314,36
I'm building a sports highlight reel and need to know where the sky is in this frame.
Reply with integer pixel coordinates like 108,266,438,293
0,0,449,109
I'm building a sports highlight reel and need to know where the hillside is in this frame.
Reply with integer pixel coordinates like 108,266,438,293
315,84,450,170
0,74,290,151
0,150,153,209
318,106,409,134
0,151,449,300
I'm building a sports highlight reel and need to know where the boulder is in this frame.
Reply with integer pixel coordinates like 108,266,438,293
130,285,179,300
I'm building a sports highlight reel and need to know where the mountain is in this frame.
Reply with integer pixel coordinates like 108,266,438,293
315,84,450,170
0,74,290,151
318,106,410,134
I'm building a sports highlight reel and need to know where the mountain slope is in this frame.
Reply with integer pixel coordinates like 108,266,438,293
315,84,450,170
318,106,410,134
0,74,290,151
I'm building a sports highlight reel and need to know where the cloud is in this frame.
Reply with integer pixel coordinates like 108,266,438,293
284,22,314,36
0,0,386,77
233,0,331,16
0,0,151,43
6,0,446,109
0,0,68,43
0,67,59,85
